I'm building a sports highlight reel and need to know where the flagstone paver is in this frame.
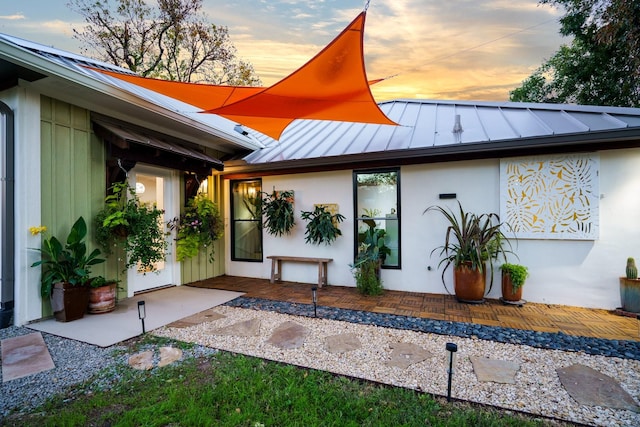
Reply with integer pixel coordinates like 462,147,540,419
386,342,432,369
213,318,261,337
167,309,226,328
267,321,307,349
470,356,520,384
128,350,154,370
557,364,640,412
325,333,361,354
1,332,55,382
158,347,183,367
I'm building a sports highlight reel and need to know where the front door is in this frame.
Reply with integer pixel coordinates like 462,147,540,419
127,165,179,296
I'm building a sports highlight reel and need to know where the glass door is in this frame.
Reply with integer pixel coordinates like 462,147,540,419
127,165,179,296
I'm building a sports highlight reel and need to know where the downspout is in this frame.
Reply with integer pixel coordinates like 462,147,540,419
0,100,14,328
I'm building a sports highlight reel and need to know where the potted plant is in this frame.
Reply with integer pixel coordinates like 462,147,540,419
351,223,391,295
619,257,640,313
424,201,513,303
30,217,105,322
261,190,295,236
95,181,167,272
300,205,346,245
500,263,528,303
167,194,224,262
87,276,120,314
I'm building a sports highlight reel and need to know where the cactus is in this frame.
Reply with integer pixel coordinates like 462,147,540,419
626,257,638,279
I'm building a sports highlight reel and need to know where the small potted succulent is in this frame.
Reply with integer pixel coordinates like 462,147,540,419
500,263,529,303
619,257,640,313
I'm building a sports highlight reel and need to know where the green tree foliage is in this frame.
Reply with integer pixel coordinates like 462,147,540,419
510,0,640,107
68,0,261,85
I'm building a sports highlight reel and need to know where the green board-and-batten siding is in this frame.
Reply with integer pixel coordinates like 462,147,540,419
39,97,226,315
39,96,121,315
179,175,225,284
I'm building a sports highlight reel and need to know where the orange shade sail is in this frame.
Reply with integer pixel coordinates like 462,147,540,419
92,11,396,140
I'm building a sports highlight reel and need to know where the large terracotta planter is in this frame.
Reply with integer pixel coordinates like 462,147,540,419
619,278,640,313
501,272,523,302
88,283,117,314
51,282,89,322
454,263,486,303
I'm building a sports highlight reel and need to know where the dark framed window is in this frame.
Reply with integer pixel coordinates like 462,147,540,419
353,169,400,268
230,179,262,261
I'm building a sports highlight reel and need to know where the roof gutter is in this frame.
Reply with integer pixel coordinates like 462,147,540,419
0,39,261,151
222,126,640,177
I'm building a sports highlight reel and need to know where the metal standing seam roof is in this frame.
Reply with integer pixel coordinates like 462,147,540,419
0,33,263,151
243,99,640,165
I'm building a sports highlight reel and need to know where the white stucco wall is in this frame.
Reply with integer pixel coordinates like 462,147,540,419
225,148,640,310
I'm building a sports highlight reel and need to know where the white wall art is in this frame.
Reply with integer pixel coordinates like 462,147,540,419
500,154,599,240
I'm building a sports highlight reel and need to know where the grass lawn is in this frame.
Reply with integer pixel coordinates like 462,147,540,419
4,336,573,427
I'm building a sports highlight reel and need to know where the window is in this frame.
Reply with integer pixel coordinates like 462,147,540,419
354,169,400,268
231,179,262,261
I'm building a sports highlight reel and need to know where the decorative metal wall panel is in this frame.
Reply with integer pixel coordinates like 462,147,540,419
500,154,599,240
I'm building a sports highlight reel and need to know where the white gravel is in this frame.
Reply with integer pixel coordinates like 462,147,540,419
153,306,640,427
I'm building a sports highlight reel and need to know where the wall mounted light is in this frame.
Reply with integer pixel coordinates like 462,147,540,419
138,300,146,334
446,342,458,402
311,286,317,317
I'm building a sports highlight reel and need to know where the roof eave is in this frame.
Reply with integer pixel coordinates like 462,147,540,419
0,39,261,152
222,127,640,177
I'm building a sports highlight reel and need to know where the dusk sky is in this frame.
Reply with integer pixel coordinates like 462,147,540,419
0,0,567,102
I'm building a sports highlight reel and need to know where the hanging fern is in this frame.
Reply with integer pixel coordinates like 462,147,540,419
262,190,295,237
167,194,224,262
300,205,346,245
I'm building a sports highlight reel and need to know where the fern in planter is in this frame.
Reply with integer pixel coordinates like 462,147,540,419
95,181,167,272
167,194,224,262
261,190,295,237
300,205,346,245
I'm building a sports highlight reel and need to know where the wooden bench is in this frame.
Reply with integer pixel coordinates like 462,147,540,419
267,256,333,288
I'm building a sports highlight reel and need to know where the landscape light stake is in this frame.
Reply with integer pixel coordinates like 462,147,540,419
312,286,317,317
446,342,458,402
138,300,146,334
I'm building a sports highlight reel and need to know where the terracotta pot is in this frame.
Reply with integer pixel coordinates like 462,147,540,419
501,272,523,302
51,282,89,322
454,263,486,303
88,283,117,314
619,278,640,313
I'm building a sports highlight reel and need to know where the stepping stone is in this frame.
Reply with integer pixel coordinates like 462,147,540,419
470,356,520,384
1,332,55,382
158,347,183,367
267,321,307,349
129,350,154,370
557,364,640,412
168,309,226,328
212,318,261,337
386,342,432,369
325,333,361,354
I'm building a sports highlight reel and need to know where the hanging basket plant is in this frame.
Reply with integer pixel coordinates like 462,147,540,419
167,194,224,262
261,190,295,237
300,205,346,245
95,181,167,272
